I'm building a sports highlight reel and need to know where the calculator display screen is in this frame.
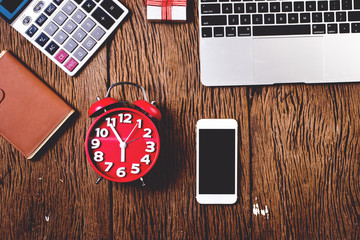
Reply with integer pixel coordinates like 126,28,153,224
199,129,236,194
0,0,31,23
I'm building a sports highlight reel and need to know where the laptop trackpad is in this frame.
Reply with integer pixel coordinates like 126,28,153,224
253,37,324,84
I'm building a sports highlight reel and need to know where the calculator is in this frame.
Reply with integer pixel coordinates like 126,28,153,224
0,0,128,76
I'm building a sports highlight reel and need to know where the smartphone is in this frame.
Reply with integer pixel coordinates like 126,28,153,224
196,119,238,204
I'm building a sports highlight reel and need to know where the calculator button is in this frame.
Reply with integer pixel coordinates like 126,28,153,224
63,1,77,15
74,0,85,4
35,33,50,47
44,3,57,16
55,50,69,63
82,0,96,13
64,58,78,72
44,22,59,36
92,7,115,30
73,28,87,42
54,11,68,26
45,41,60,55
53,0,64,6
26,25,38,37
54,30,69,44
36,14,48,26
101,0,124,19
82,36,96,50
72,9,86,24
91,26,105,40
74,47,88,61
64,19,78,34
64,38,78,52
23,16,32,25
34,1,45,13
81,18,96,32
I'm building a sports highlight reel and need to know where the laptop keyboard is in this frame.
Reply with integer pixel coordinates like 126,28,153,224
200,0,360,37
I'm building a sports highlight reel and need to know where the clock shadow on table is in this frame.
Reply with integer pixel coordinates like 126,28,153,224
128,107,185,191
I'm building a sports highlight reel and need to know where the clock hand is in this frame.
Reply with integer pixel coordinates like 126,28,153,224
125,123,139,143
127,138,139,144
109,124,125,144
121,144,126,162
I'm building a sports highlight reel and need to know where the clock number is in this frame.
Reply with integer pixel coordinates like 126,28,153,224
145,142,156,153
143,128,152,138
95,128,109,138
140,155,151,165
131,163,141,174
137,119,143,129
104,162,113,172
106,117,117,127
94,151,104,162
119,113,132,123
116,167,126,178
91,139,101,149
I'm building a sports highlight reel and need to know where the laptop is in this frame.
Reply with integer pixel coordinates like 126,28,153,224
199,0,360,86
0,0,128,76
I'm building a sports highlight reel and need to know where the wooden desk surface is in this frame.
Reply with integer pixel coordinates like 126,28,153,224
1,1,360,239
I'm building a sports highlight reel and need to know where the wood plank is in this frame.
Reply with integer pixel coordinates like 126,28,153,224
250,84,360,239
0,21,112,238
108,1,252,239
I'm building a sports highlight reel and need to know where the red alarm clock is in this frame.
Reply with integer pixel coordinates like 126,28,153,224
85,82,161,183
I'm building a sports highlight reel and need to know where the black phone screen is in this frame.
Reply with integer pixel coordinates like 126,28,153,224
199,129,236,194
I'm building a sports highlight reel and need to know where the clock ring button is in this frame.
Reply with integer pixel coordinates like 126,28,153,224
120,142,127,149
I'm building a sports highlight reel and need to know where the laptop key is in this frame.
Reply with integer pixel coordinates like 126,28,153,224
253,24,311,36
234,3,244,13
318,1,328,11
222,4,233,13
355,0,360,9
276,14,287,23
92,7,115,30
330,1,341,10
228,15,239,25
327,24,338,33
282,2,292,12
238,26,251,36
342,0,352,10
201,27,212,37
258,3,268,12
288,13,298,23
313,24,326,34
306,1,316,11
264,14,275,24
214,27,224,37
324,12,334,22
270,2,280,12
351,23,360,32
246,3,256,13
201,4,221,14
202,15,227,26
312,12,322,22
226,27,236,37
240,15,251,24
294,2,305,11
252,14,263,24
348,11,360,21
339,23,350,32
336,12,346,21
300,13,311,22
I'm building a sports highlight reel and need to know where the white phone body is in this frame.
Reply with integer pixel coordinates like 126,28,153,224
196,119,238,204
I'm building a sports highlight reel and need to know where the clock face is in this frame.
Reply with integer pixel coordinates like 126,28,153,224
85,108,160,182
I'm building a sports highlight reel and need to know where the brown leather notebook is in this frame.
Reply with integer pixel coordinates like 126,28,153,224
0,50,75,159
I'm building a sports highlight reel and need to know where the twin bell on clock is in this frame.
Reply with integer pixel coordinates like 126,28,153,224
85,82,161,183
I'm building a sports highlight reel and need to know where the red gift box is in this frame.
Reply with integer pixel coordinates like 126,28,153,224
146,0,187,21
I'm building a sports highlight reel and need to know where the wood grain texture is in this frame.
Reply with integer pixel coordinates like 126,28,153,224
1,0,359,239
